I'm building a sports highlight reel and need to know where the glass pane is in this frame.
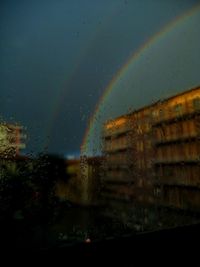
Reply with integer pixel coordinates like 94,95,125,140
0,0,200,258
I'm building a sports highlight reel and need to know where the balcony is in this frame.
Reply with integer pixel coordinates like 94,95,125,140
154,134,199,146
103,120,132,138
153,117,200,146
103,140,133,153
152,100,200,126
102,169,134,184
155,176,200,188
154,157,200,165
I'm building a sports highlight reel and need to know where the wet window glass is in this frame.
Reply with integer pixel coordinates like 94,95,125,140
0,0,200,258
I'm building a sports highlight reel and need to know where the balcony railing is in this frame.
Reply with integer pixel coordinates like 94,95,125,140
155,176,200,188
103,139,133,153
152,102,200,126
103,124,132,137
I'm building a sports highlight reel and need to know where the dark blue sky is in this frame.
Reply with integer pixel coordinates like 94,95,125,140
0,0,199,157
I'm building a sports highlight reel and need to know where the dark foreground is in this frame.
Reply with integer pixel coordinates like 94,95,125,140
1,222,200,266
0,204,200,265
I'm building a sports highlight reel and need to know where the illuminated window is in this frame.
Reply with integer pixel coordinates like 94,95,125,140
136,125,143,134
152,109,159,118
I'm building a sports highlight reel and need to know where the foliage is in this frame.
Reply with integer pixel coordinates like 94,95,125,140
0,154,69,225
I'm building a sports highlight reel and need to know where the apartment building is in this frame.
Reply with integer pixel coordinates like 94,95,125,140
102,86,200,213
102,109,154,206
0,123,26,158
152,87,200,212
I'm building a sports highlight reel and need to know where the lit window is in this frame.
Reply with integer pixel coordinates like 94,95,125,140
136,125,143,134
152,110,159,118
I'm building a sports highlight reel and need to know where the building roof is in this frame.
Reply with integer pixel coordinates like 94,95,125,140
104,85,200,125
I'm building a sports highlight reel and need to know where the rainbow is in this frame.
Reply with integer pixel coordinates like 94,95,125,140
43,6,124,152
81,3,200,155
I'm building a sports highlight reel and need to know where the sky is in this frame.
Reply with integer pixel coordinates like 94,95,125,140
0,0,200,157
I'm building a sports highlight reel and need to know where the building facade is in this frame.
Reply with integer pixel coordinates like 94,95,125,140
55,157,103,206
102,86,200,213
153,87,200,212
0,123,26,158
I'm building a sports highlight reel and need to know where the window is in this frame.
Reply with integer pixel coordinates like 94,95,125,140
159,108,165,120
146,140,151,149
193,97,200,110
152,109,159,118
174,103,183,116
154,187,161,197
136,124,143,134
136,141,144,152
145,123,150,132
1,0,200,254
